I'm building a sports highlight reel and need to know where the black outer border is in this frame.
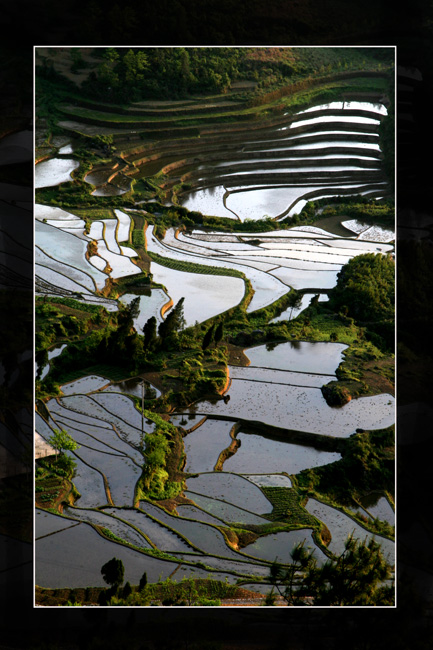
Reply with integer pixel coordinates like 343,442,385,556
1,3,432,647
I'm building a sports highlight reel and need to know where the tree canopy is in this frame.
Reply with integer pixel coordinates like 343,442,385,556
269,534,394,606
158,298,185,339
48,428,80,458
101,557,124,589
329,253,394,322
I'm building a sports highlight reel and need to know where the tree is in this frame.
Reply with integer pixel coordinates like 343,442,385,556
158,297,185,339
101,557,124,590
214,321,224,346
139,571,148,591
103,47,120,63
142,316,157,350
122,581,132,599
47,428,80,463
128,296,141,321
202,323,215,350
269,534,394,606
122,49,149,88
119,297,140,333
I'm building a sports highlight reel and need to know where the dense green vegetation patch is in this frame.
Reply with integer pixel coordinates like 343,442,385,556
136,411,185,501
261,486,319,530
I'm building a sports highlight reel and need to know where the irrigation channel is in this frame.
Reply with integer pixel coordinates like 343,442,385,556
34,98,395,598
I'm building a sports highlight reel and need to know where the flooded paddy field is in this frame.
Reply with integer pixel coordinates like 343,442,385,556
244,340,347,374
181,418,235,473
360,493,395,525
242,529,328,565
305,498,394,565
185,375,394,436
35,158,79,188
150,260,245,327
223,432,341,475
35,87,395,598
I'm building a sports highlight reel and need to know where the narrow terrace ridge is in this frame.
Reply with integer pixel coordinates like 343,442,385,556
171,412,347,453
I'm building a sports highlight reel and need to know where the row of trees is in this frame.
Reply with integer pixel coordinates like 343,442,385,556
82,48,241,102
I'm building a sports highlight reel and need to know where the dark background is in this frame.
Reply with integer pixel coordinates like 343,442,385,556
1,1,432,647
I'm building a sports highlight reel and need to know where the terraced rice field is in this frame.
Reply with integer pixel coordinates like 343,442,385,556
35,92,395,593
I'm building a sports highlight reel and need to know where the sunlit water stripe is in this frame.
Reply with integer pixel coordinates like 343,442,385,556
246,130,380,150
35,204,80,220
205,153,380,168
288,115,381,129
102,218,120,253
35,157,80,188
298,101,387,115
114,209,132,242
284,140,381,151
222,164,381,176
224,248,352,266
45,219,86,229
